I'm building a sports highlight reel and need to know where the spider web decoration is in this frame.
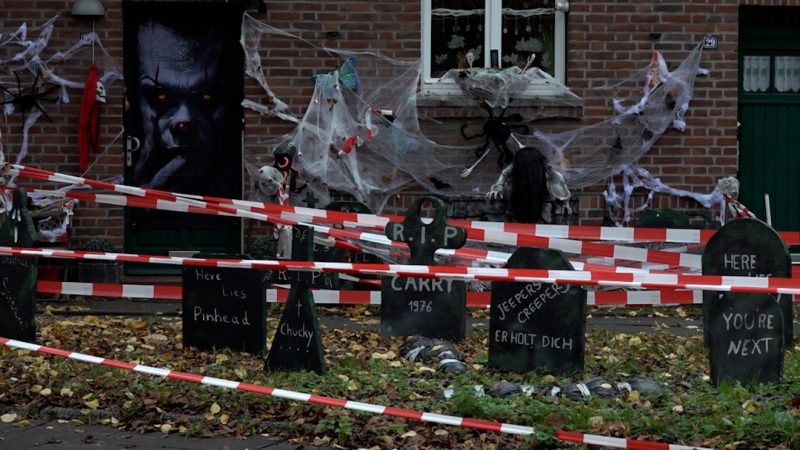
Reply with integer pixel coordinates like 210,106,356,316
0,16,122,167
241,14,710,226
0,17,123,240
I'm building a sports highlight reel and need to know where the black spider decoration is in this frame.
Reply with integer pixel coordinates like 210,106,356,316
0,70,59,128
460,102,528,168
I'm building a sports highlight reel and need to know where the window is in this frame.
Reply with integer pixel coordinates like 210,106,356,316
421,0,567,84
742,53,800,93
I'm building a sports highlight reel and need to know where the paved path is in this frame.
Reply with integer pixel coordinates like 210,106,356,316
0,419,326,450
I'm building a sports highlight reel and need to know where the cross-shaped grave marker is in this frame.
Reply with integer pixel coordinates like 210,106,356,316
264,224,326,374
380,196,467,340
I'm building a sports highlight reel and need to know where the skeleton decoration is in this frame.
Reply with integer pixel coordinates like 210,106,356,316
256,165,283,201
95,80,106,104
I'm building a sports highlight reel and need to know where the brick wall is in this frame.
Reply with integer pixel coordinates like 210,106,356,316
1,0,797,251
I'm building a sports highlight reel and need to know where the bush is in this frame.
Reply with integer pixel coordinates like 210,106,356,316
79,237,117,253
248,235,277,260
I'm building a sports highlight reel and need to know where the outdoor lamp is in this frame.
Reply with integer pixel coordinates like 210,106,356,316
71,0,106,18
555,0,569,13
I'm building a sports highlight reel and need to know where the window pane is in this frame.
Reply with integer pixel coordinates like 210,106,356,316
774,55,800,93
743,55,770,93
501,0,555,76
430,0,485,78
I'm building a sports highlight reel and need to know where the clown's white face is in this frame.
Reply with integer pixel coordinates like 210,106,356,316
132,19,231,193
257,165,283,197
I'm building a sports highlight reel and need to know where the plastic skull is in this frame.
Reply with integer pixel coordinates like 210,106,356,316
95,80,107,104
257,165,283,197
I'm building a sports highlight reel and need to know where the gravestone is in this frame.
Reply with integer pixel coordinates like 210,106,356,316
182,254,268,354
0,188,39,341
326,201,379,291
702,218,788,386
489,248,586,375
265,224,325,374
380,196,467,341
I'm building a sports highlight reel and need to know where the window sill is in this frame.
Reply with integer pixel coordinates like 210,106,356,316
416,80,583,119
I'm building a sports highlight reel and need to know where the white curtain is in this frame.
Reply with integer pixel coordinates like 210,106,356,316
774,55,800,93
743,55,770,92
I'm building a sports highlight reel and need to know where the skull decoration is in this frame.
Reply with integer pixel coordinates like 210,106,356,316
95,80,107,104
257,165,283,198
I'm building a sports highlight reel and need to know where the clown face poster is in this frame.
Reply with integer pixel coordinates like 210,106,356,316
123,2,243,259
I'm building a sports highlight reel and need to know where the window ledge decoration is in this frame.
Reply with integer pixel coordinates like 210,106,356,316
417,66,583,108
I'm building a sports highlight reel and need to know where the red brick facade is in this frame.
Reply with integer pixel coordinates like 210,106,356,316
1,1,798,249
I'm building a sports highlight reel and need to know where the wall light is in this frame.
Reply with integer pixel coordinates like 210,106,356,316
71,0,106,18
555,0,570,13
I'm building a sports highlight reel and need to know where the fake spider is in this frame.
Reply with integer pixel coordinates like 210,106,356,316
0,70,59,128
459,102,528,177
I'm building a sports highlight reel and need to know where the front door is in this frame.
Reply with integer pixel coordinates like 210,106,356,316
738,6,800,231
122,1,244,274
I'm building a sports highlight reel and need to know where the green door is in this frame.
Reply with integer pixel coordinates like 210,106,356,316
122,1,244,274
738,7,800,231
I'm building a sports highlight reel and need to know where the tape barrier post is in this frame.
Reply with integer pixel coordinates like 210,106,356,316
0,337,717,450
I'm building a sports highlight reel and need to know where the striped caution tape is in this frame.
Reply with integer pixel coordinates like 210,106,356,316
0,337,716,449
10,164,800,249
35,281,695,307
39,281,799,307
11,246,800,295
16,184,701,270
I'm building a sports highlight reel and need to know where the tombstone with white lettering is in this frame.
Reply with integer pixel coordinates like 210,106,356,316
0,188,39,342
326,201,380,290
265,224,325,374
489,247,586,375
703,218,788,386
380,196,467,341
182,255,268,354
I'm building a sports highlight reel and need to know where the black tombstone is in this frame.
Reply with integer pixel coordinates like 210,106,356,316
182,254,268,354
264,224,325,374
702,218,788,386
0,189,39,342
380,196,467,341
489,248,586,375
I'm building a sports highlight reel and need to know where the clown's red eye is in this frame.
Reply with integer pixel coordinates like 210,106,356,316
202,94,212,102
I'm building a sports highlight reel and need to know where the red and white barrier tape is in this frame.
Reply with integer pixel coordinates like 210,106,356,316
0,337,531,435
11,246,800,295
36,281,705,307
37,281,181,300
19,185,701,270
10,165,800,248
0,337,716,450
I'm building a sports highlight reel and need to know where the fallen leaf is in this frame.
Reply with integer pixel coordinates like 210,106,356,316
84,400,99,410
160,423,173,433
588,416,604,428
401,430,417,438
39,388,52,397
371,351,396,360
220,414,229,425
60,388,73,397
210,403,221,415
1,413,17,423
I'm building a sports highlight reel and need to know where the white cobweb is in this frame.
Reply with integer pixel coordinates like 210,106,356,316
0,16,123,239
241,14,713,225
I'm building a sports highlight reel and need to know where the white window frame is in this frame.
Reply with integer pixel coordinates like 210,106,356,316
420,0,567,97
